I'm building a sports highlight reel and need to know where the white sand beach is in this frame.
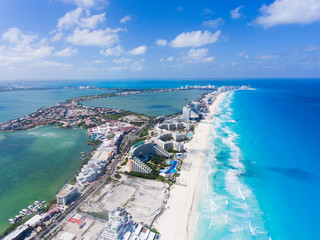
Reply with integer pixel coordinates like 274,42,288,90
153,91,228,240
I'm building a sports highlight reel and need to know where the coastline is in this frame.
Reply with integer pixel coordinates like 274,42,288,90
153,91,228,240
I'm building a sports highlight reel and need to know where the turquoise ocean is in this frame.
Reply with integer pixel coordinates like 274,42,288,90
195,80,320,240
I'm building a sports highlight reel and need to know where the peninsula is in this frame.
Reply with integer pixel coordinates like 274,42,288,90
1,85,249,240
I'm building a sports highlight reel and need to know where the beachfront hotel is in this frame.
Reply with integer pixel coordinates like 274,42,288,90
129,157,152,174
128,142,170,174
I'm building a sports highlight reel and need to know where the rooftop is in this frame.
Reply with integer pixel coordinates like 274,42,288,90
57,184,77,197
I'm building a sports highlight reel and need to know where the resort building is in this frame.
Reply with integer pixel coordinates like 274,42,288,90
172,132,187,141
129,157,152,174
130,142,170,159
76,157,107,187
157,140,184,152
183,106,191,121
129,142,170,174
98,208,133,240
183,105,200,122
56,184,79,206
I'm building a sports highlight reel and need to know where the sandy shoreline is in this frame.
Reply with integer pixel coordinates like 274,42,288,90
153,91,228,240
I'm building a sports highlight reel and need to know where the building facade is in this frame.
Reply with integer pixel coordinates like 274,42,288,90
129,157,152,174
56,184,79,206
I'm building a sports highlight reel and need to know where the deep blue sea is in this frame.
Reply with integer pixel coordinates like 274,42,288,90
195,79,320,240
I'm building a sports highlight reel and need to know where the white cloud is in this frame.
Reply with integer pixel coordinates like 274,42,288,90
120,15,132,24
257,54,279,59
182,48,215,63
238,51,245,57
155,39,167,46
3,28,36,45
54,47,78,57
111,58,145,71
58,8,83,30
92,59,106,64
100,45,124,57
36,61,72,69
61,0,102,8
128,45,147,55
0,28,53,67
58,8,106,30
230,5,243,19
303,44,319,52
130,61,145,71
254,0,320,27
109,66,128,71
166,56,174,61
202,18,224,28
170,30,221,48
51,32,63,42
159,58,164,62
81,13,106,29
66,28,122,47
113,58,132,64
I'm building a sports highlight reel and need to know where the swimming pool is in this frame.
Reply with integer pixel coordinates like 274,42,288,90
164,161,178,174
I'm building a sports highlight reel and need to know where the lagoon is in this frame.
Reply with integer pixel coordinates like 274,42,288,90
81,89,210,116
0,126,93,234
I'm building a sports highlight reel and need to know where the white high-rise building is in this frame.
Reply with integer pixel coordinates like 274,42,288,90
183,106,191,122
98,208,133,240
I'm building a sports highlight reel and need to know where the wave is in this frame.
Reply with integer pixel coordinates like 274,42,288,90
195,91,270,240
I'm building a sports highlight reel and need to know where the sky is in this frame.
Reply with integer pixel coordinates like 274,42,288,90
0,0,320,80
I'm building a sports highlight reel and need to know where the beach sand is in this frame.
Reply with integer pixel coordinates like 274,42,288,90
153,91,228,240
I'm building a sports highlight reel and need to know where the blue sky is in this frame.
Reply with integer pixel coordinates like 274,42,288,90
0,0,320,80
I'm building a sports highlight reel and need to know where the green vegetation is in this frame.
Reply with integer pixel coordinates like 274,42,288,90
131,137,146,146
148,155,169,169
168,149,179,154
120,158,129,166
106,111,149,121
139,128,150,137
42,198,57,213
130,121,144,126
88,139,102,146
149,155,166,164
114,173,121,179
150,228,160,234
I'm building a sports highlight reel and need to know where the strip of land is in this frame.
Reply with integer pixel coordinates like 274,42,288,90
153,91,228,240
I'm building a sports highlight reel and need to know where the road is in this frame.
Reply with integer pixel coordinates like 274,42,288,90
34,119,160,239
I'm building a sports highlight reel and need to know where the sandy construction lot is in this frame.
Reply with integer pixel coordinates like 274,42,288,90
80,175,169,226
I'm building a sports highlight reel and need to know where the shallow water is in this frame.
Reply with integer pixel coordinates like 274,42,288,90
195,80,320,240
82,89,210,116
0,126,93,233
